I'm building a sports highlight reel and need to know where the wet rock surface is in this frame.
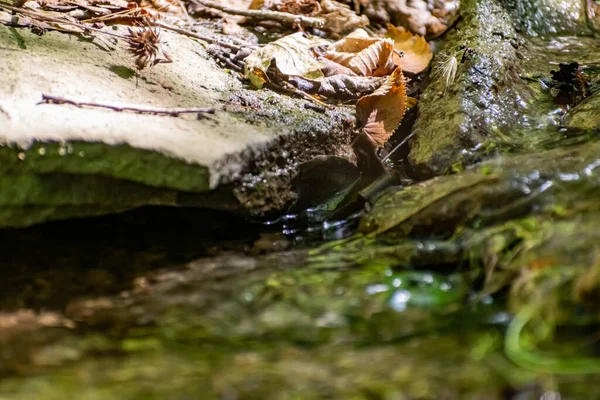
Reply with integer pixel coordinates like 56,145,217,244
0,24,354,226
2,0,600,398
407,0,525,177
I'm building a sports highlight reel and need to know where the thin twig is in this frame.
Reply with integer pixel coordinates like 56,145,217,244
0,104,11,120
0,2,128,39
193,0,325,29
153,20,243,51
81,7,139,24
174,0,194,29
269,82,332,110
39,94,216,117
381,130,418,162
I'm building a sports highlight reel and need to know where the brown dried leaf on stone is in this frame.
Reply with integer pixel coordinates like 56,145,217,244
348,38,396,76
368,0,458,38
356,67,407,147
139,0,184,16
252,0,321,15
319,57,357,77
243,32,329,88
318,0,369,37
325,50,357,68
385,24,432,74
326,31,395,77
250,0,368,37
287,74,384,100
328,28,378,53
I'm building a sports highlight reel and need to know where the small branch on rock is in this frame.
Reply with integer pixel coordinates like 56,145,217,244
39,94,216,118
192,0,325,29
266,82,332,110
0,2,127,39
153,21,245,52
0,104,11,120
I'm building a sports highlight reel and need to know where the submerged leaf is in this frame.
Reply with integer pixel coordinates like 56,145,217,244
386,24,432,74
243,32,329,88
356,67,407,147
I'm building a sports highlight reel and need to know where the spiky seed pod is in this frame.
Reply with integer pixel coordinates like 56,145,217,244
126,22,161,70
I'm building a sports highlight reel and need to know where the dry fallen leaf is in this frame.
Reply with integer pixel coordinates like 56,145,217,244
261,0,321,15
326,30,395,77
318,57,357,77
288,74,384,100
329,28,378,53
250,0,368,37
243,32,329,88
319,0,369,37
386,24,432,74
348,38,396,77
370,0,458,38
356,67,407,147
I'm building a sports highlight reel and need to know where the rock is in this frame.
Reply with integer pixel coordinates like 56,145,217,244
406,0,598,179
565,91,600,131
501,0,589,36
407,0,526,177
0,24,355,226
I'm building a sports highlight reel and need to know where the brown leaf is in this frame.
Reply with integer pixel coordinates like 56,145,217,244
386,24,432,74
288,74,384,100
381,0,456,38
251,0,368,37
318,57,357,77
356,67,407,147
329,28,378,53
243,32,329,88
348,38,396,77
318,0,369,37
325,50,357,68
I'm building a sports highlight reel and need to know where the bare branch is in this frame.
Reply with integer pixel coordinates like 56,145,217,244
39,94,215,117
193,0,325,29
0,2,127,39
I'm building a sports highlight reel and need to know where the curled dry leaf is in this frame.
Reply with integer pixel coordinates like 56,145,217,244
348,38,396,77
366,0,458,38
318,0,369,37
318,57,357,77
250,0,368,37
356,67,407,147
329,28,378,53
326,30,395,77
287,74,384,100
386,24,432,74
252,0,321,16
243,32,329,88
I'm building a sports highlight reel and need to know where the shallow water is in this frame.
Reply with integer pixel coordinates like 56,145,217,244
2,13,600,400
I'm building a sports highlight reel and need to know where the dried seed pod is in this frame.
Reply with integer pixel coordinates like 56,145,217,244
126,20,162,70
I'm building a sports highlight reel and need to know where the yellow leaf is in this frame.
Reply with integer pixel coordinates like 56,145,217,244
386,24,433,74
248,67,268,89
243,32,329,88
356,68,407,147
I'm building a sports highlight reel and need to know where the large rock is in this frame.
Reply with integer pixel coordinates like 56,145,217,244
0,23,355,226
407,0,526,177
